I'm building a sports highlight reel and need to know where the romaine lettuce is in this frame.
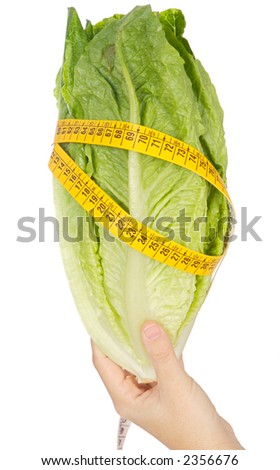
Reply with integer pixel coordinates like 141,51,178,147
53,6,229,381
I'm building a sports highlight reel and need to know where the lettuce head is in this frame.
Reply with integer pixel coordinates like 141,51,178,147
53,5,229,381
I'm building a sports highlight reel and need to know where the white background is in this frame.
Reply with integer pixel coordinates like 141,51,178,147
1,0,279,468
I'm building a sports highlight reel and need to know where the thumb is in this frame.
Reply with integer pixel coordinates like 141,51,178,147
141,321,183,386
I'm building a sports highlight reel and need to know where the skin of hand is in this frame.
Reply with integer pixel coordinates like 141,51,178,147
91,321,244,450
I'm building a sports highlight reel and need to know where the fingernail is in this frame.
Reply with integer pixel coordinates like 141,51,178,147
142,323,161,340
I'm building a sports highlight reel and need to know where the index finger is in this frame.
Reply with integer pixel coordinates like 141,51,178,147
91,340,140,401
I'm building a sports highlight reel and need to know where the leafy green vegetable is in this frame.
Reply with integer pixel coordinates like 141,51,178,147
53,6,229,381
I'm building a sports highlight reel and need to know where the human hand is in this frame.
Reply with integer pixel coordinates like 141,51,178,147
91,321,244,450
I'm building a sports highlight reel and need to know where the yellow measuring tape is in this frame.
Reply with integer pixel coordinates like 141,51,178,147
50,119,232,276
